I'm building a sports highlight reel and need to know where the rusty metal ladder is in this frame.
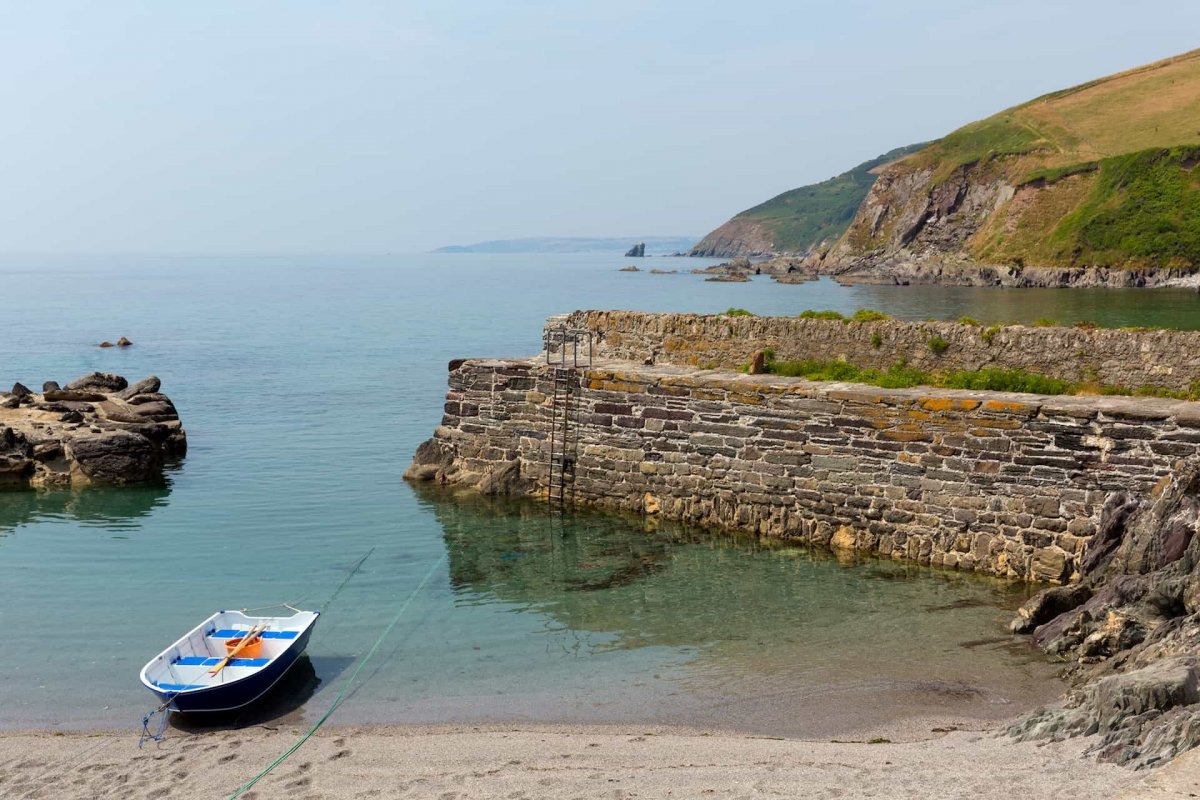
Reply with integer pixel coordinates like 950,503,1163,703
544,326,592,512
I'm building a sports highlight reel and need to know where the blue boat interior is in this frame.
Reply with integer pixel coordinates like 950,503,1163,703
141,609,319,699
208,629,299,640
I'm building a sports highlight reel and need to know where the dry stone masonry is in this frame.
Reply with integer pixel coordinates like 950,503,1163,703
408,346,1200,584
561,310,1200,391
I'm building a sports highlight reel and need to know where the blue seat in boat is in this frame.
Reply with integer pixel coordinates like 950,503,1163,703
208,628,299,640
153,682,207,691
174,656,270,668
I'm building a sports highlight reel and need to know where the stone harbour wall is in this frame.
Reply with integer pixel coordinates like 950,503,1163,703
554,310,1200,392
407,357,1200,584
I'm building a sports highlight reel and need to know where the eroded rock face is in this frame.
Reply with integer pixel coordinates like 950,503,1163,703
0,373,185,487
66,430,162,484
1009,464,1200,766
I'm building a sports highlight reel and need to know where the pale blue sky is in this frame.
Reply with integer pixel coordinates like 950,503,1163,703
1,1,1197,254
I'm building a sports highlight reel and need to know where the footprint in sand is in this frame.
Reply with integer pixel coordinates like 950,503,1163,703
218,753,238,764
329,749,351,760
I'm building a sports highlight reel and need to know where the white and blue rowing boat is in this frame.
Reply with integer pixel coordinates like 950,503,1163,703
140,609,319,713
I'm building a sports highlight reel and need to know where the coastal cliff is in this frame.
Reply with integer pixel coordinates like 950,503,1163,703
0,372,186,487
813,49,1200,285
688,143,927,258
697,49,1200,285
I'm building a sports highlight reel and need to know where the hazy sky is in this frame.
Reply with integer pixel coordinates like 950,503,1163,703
2,2,1198,254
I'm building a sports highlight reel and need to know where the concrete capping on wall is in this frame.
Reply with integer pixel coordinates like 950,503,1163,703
552,310,1200,391
408,356,1200,584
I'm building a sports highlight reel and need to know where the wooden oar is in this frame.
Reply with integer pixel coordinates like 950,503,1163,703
208,624,264,675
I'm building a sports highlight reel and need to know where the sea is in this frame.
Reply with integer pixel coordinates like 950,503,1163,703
2,253,1197,735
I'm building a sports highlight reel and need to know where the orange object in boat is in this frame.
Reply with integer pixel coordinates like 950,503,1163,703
224,634,263,659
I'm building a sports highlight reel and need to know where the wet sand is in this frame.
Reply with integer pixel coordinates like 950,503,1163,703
0,722,1157,800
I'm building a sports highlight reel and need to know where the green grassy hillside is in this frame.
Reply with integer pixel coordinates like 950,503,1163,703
845,49,1200,270
689,143,928,256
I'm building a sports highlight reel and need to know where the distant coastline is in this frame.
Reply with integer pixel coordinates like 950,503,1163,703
432,236,698,255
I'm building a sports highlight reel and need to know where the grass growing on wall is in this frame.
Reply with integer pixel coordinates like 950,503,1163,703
748,352,1200,400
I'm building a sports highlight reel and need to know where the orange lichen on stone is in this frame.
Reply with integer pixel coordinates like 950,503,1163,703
982,400,1039,416
920,397,981,413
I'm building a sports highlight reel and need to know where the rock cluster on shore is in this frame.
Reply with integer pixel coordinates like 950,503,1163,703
0,372,186,487
1007,465,1200,767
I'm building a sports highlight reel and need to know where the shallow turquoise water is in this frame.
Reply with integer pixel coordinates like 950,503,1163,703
0,254,1191,734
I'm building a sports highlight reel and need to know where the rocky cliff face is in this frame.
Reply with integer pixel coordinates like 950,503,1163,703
808,49,1200,284
1007,465,1200,767
688,219,783,258
0,372,186,487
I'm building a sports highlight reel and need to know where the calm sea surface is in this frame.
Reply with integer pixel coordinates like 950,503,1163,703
1,254,1195,735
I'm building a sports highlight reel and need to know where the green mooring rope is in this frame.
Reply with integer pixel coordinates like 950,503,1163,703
225,552,447,799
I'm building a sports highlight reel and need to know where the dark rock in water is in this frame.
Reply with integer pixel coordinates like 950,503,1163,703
98,341,114,348
404,438,457,483
64,430,161,485
0,427,34,483
1010,584,1092,633
624,243,645,257
10,383,31,398
65,372,128,393
117,336,132,347
476,458,531,496
42,381,60,393
116,376,160,400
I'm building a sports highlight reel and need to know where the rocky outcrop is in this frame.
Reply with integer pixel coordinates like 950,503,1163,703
692,256,819,284
688,220,781,258
624,243,646,258
1007,465,1200,767
0,373,186,487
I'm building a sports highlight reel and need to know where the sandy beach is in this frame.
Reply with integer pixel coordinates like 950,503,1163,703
2,721,1188,800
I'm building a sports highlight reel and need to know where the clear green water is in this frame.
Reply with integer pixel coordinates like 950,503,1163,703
1,254,1190,735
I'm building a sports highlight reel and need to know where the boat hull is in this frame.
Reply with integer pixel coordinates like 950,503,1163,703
142,611,319,714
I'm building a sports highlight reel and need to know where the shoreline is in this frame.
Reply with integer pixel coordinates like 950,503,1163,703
0,721,1171,800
